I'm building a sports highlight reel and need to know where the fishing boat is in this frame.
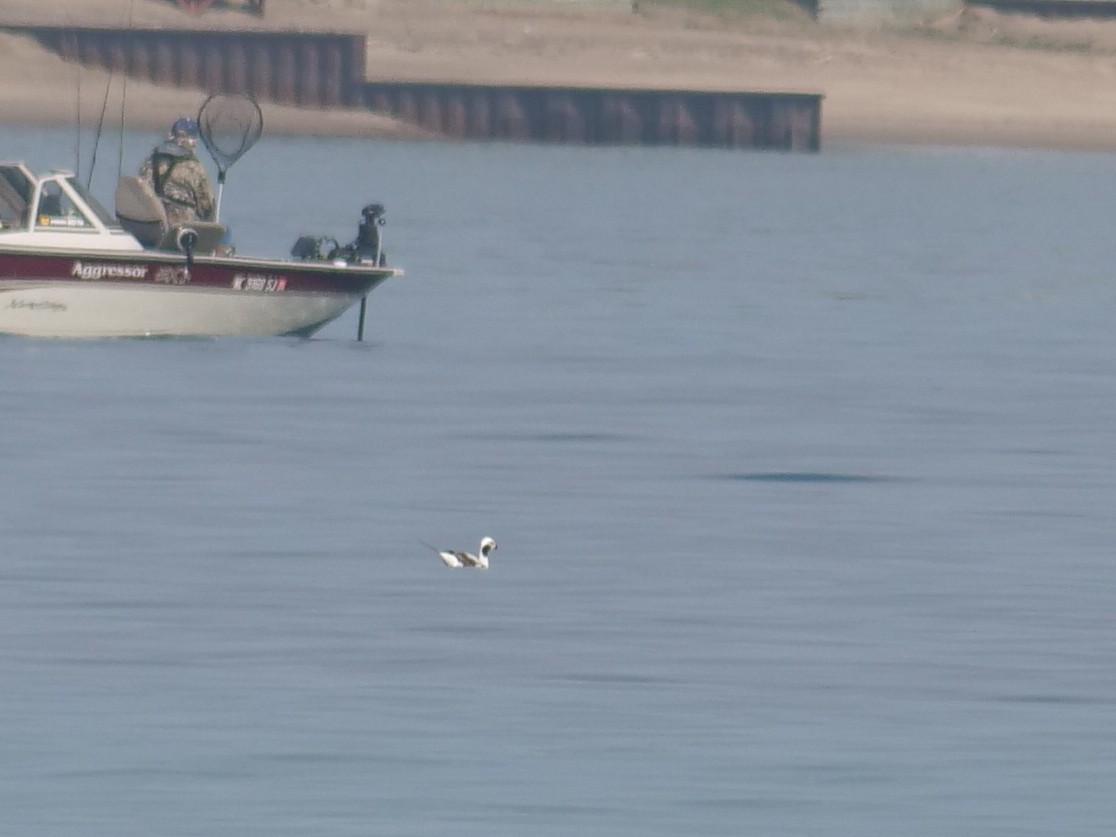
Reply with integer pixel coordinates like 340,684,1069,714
0,162,399,339
0,95,401,340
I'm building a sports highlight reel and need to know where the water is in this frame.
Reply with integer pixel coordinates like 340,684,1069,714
2,128,1116,836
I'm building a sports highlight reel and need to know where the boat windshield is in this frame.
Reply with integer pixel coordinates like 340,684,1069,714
66,177,121,229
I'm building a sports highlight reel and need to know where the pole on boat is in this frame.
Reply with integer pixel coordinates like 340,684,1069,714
357,296,368,342
214,170,227,223
196,94,263,223
355,207,385,342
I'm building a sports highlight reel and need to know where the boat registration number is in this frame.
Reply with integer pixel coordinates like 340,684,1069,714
232,273,287,292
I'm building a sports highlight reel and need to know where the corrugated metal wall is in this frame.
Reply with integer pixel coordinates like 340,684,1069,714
30,27,366,107
15,25,823,150
365,82,822,150
968,0,1116,15
817,0,960,22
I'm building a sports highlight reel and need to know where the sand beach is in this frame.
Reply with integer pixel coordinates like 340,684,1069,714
3,0,1116,150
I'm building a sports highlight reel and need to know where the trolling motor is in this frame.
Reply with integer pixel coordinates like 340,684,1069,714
288,204,391,343
345,203,387,266
290,203,388,267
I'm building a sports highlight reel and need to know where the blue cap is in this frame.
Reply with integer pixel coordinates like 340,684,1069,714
171,117,199,138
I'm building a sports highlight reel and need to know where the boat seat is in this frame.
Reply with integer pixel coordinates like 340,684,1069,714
115,175,226,254
115,175,167,247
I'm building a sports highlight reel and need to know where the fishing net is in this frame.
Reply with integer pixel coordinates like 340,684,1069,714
197,93,263,176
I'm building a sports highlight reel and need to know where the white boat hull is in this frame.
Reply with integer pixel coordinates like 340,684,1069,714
0,280,364,339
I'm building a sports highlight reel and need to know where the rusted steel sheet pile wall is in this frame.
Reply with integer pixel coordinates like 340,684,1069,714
967,0,1116,16
816,0,1116,20
365,83,821,150
16,25,822,150
815,0,957,22
25,27,365,107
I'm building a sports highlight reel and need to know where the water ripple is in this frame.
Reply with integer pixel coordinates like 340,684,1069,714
717,472,899,484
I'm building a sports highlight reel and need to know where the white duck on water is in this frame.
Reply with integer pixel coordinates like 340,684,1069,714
424,537,498,569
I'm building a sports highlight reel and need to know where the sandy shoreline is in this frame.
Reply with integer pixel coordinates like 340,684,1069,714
4,0,1116,151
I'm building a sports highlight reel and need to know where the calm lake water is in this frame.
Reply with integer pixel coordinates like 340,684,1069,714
2,126,1116,836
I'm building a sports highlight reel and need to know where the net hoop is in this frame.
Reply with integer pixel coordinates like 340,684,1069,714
197,93,263,175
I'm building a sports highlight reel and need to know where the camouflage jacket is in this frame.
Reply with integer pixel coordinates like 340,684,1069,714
139,142,216,227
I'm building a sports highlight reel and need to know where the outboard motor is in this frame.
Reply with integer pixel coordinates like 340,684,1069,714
289,203,388,266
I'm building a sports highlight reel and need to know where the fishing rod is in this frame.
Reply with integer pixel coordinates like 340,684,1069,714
86,71,114,190
87,1,135,189
69,27,82,180
117,0,135,180
116,71,128,180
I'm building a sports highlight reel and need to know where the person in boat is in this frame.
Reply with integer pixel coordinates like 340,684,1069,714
139,117,216,227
